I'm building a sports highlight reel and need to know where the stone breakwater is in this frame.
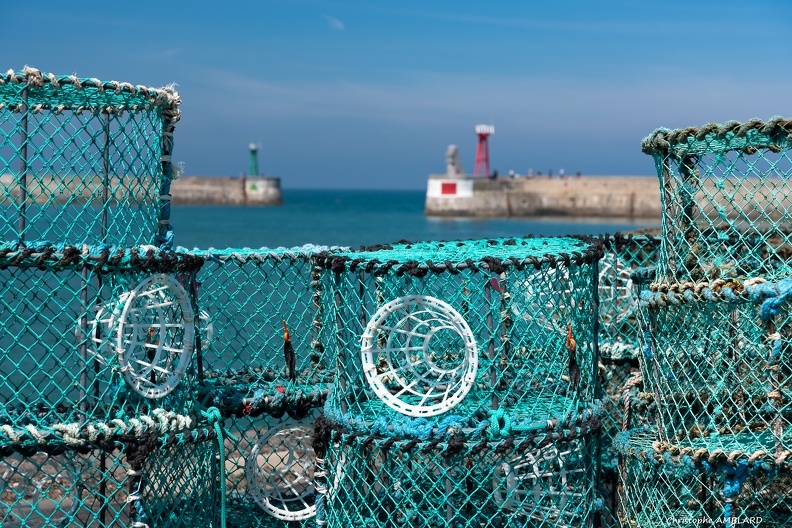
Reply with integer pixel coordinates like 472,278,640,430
424,175,661,218
0,174,283,206
171,176,282,206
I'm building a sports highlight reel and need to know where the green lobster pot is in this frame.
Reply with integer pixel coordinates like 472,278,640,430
188,248,337,527
0,244,204,432
191,247,337,420
318,236,603,435
320,430,599,528
0,67,181,248
642,117,792,284
0,418,220,527
618,428,792,528
596,235,660,528
639,279,792,452
223,411,321,528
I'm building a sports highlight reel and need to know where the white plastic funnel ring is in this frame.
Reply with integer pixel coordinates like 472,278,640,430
492,443,585,527
117,274,194,399
598,252,636,325
246,423,317,521
361,294,478,417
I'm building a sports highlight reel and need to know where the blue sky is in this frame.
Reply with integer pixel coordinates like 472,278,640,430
3,1,790,189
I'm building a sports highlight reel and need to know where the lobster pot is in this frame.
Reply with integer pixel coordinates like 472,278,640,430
137,430,222,528
0,424,219,528
642,117,792,284
618,429,790,528
322,430,598,528
193,248,336,418
640,281,792,449
0,246,203,431
0,448,132,527
319,237,602,433
598,235,660,362
223,411,321,528
0,67,181,247
596,235,659,528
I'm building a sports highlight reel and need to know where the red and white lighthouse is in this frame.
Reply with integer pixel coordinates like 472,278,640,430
473,124,495,177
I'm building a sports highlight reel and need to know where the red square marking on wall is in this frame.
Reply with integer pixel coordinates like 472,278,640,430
441,182,457,195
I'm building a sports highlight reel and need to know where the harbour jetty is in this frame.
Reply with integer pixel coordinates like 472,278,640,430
171,175,283,205
171,142,284,205
0,174,283,206
424,173,661,218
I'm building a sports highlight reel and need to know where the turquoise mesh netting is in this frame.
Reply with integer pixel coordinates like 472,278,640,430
617,118,792,528
0,66,180,248
0,68,224,528
15,66,792,528
310,237,606,527
642,117,792,283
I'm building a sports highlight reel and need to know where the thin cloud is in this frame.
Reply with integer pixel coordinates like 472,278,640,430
322,14,345,31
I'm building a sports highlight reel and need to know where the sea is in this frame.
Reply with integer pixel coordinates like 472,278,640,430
169,189,659,249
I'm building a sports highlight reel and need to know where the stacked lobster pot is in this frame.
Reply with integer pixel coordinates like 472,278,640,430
0,68,220,527
618,118,792,527
190,247,339,527
596,235,660,527
313,237,605,527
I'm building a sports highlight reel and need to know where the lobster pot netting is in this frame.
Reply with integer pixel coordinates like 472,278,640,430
193,248,336,419
642,117,792,284
224,411,321,527
618,429,788,528
321,431,598,528
0,246,203,434
640,279,792,450
137,432,222,528
1,448,132,527
598,235,660,363
318,237,602,433
0,67,181,247
0,426,219,528
596,235,659,528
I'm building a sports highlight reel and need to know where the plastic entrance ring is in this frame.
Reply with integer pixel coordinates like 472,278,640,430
361,295,478,417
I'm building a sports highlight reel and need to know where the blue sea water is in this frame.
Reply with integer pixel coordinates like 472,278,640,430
169,189,659,249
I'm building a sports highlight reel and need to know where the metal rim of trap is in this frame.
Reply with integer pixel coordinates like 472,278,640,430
616,428,792,474
0,243,205,273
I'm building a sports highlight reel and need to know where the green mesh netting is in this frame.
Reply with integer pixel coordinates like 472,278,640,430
0,67,180,248
639,280,792,452
642,117,792,283
223,412,320,528
175,247,339,527
618,428,787,527
596,235,659,528
598,235,660,362
0,426,220,527
320,237,603,434
319,430,599,528
192,247,336,420
0,247,203,431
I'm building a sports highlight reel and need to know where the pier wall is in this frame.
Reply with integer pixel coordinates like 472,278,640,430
171,176,282,206
424,175,662,218
0,174,283,206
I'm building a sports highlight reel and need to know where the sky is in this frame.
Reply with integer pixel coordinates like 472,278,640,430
3,0,791,189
